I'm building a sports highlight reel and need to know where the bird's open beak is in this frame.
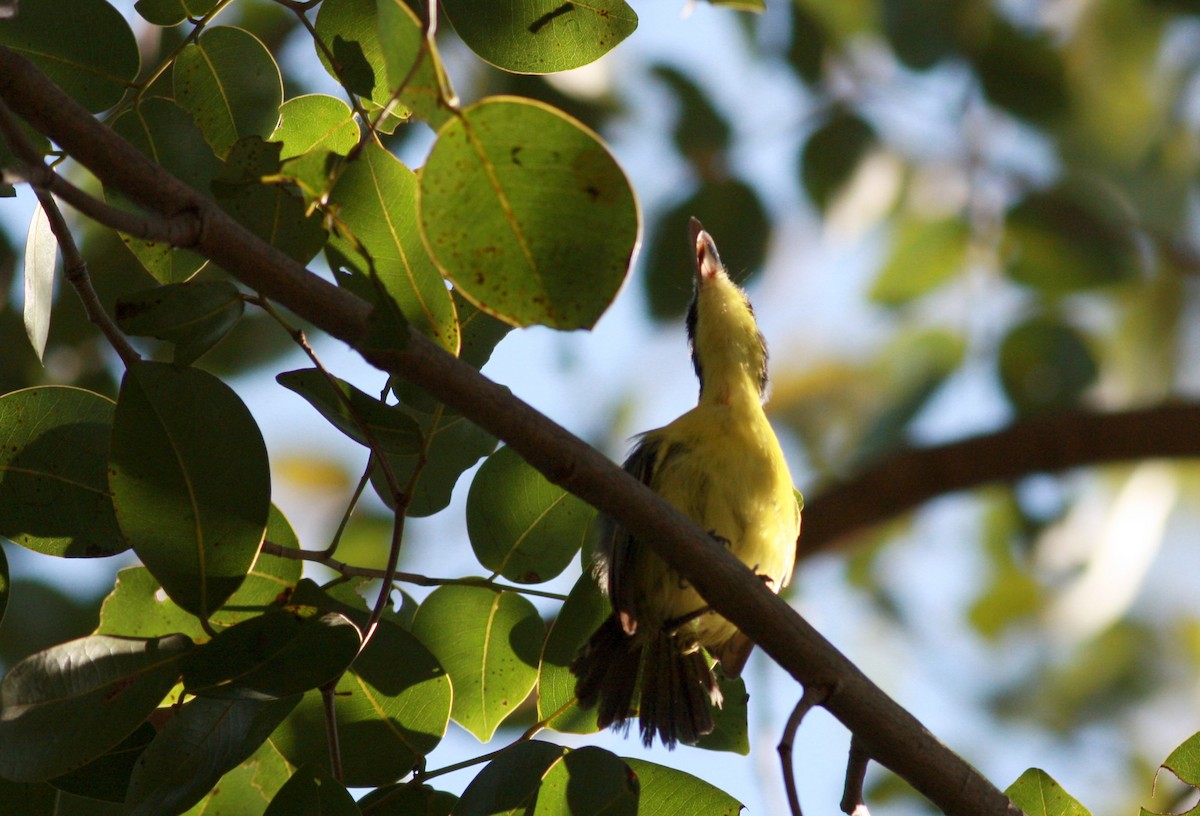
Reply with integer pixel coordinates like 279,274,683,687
689,217,723,283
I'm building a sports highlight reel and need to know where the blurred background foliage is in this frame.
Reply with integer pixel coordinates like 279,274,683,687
4,0,1200,812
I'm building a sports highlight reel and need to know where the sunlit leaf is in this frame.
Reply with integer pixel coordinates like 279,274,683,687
0,386,126,557
1004,768,1091,816
110,98,220,283
109,362,271,620
441,0,637,74
22,202,55,362
538,574,607,733
467,445,594,583
328,141,459,352
269,616,451,786
377,0,453,127
870,217,969,305
124,695,299,816
173,26,284,158
623,759,743,815
420,96,639,330
531,747,638,816
115,280,245,366
270,94,359,159
180,738,292,816
0,634,192,782
314,0,407,131
0,0,139,112
410,585,545,741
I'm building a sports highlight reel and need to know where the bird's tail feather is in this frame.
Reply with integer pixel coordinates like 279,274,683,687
572,615,722,748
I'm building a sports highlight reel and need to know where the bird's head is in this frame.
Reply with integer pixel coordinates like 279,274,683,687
685,218,768,403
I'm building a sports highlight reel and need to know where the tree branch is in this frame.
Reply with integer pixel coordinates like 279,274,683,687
0,44,1021,816
799,403,1200,557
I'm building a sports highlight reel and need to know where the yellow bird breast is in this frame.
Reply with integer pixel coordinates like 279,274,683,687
636,399,799,651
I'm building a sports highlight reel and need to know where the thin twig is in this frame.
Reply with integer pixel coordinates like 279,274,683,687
260,540,569,601
778,684,833,816
320,460,373,559
321,682,345,782
841,736,872,816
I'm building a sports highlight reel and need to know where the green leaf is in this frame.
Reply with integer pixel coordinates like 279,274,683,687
800,108,876,212
0,545,7,626
651,65,731,161
969,15,1068,123
265,763,360,816
327,141,460,352
642,180,769,319
1003,187,1139,292
314,0,407,131
135,0,220,27
454,741,566,815
115,280,245,366
467,445,595,583
1161,731,1200,785
707,0,763,8
882,0,962,70
181,738,293,816
410,585,545,741
0,634,192,782
173,26,284,158
371,408,496,517
270,617,451,786
124,695,299,816
533,747,638,816
109,361,271,620
870,217,969,305
1004,768,1091,816
420,96,639,330
110,98,220,283
277,367,424,455
48,722,156,803
270,94,359,159
693,672,749,755
0,0,139,112
538,575,606,732
376,0,453,127
22,201,56,362
786,3,828,83
356,782,457,815
441,0,637,74
622,759,743,815
0,386,126,557
213,137,329,265
998,316,1097,416
183,608,362,699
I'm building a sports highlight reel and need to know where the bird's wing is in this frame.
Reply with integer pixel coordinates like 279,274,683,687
602,433,663,635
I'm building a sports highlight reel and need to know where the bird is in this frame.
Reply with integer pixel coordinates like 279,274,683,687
571,217,801,748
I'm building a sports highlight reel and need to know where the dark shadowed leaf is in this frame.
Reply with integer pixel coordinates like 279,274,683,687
998,316,1097,416
532,747,638,816
0,546,7,626
115,280,245,366
651,64,731,162
467,445,595,583
410,585,545,741
0,386,126,557
135,0,220,27
123,695,299,816
264,762,360,816
420,97,639,330
442,0,636,74
968,15,1068,123
183,608,361,699
882,0,963,70
786,3,828,83
0,0,139,112
109,362,271,620
454,741,566,816
800,108,876,212
357,782,457,816
48,722,156,802
277,367,424,455
0,634,192,782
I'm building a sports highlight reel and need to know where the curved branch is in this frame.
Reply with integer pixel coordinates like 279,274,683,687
799,403,1200,557
0,45,1020,816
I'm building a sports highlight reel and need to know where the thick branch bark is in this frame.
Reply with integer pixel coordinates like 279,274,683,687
799,404,1200,557
0,45,1023,815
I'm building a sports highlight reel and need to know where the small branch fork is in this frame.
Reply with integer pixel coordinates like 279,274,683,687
778,683,835,816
